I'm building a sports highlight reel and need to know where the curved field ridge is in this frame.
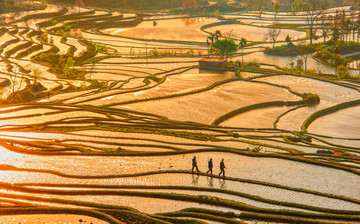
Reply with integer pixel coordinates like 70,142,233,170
0,2,359,224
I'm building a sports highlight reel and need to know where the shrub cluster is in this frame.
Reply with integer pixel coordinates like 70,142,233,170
264,45,297,56
301,93,320,106
314,47,351,67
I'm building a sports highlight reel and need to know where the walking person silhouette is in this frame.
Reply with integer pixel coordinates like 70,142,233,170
192,156,199,172
206,158,213,175
218,159,225,177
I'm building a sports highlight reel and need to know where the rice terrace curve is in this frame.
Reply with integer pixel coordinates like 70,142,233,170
0,0,359,223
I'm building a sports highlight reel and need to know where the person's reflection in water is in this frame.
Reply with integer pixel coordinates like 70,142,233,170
207,176,213,187
191,174,199,186
219,178,226,189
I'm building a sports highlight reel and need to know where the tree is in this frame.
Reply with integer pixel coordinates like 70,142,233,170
207,33,216,57
6,62,25,103
344,18,351,43
259,5,265,18
328,14,340,46
319,14,329,42
297,42,314,71
222,30,236,39
337,65,351,79
214,30,222,42
266,23,281,48
349,10,359,43
302,0,327,45
291,0,303,11
239,37,247,67
285,35,292,43
296,58,304,70
208,33,216,44
336,11,346,42
273,1,280,20
209,38,238,61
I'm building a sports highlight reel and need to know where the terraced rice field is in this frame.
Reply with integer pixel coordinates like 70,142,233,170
205,24,306,42
0,2,359,224
104,17,222,42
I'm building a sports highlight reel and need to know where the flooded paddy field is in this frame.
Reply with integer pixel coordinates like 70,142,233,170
116,80,301,124
0,2,359,224
205,24,306,42
309,105,360,139
103,17,222,42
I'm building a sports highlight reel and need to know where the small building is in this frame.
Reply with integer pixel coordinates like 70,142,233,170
199,58,228,69
288,41,298,54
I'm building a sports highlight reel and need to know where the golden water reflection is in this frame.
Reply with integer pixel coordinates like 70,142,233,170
0,214,109,224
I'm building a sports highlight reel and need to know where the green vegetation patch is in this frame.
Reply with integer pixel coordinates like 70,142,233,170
264,44,297,56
